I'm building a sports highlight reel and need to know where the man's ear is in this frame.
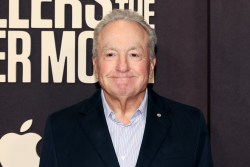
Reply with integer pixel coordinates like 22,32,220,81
92,57,98,79
148,57,156,83
149,57,156,78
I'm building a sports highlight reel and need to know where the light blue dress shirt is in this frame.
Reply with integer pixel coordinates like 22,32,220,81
101,89,148,167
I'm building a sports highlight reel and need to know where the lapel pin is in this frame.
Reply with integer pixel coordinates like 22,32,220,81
157,113,162,117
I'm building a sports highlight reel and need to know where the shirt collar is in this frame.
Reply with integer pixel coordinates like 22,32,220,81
101,89,148,121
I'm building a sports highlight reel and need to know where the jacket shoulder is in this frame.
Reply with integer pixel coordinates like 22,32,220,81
149,89,204,123
48,90,101,125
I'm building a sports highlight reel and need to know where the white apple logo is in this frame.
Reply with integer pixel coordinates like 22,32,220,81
0,119,42,167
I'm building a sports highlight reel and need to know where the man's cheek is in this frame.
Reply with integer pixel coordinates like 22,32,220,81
136,66,149,74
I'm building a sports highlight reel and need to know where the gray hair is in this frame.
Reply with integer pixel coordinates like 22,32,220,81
92,9,157,59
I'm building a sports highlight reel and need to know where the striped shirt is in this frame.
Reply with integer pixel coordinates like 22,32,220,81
101,90,148,167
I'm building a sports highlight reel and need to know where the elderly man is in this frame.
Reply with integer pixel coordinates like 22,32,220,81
40,9,213,167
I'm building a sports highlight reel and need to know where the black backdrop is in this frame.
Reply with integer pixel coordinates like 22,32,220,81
0,0,249,166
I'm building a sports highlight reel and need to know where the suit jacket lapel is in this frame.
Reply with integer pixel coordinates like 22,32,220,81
77,91,120,167
136,89,172,167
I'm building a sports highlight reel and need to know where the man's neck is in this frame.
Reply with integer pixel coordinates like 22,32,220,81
102,89,147,125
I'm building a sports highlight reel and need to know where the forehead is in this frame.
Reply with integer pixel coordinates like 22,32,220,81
98,20,149,47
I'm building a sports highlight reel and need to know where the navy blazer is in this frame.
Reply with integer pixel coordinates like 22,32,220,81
40,89,213,167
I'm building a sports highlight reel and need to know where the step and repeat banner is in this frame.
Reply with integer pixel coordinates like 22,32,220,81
0,0,208,166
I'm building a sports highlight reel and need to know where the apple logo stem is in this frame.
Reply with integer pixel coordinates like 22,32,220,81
0,119,42,167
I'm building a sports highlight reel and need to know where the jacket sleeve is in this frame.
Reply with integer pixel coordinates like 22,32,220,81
39,116,58,167
194,112,213,167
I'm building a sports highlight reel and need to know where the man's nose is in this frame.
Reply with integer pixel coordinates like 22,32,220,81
116,56,129,72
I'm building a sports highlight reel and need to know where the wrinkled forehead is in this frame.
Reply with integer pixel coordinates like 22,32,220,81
97,20,150,46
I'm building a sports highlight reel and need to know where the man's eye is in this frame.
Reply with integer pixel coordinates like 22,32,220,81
104,53,116,60
107,53,114,57
131,53,138,57
129,53,142,61
105,53,117,58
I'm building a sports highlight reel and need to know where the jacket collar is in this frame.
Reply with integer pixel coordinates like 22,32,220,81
77,89,120,167
136,88,172,167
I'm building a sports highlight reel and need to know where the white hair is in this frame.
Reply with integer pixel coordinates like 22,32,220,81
92,9,157,59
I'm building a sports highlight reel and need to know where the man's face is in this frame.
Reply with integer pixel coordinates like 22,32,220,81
93,20,156,99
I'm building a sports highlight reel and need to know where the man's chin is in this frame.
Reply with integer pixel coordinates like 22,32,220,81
114,89,130,96
108,88,134,98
